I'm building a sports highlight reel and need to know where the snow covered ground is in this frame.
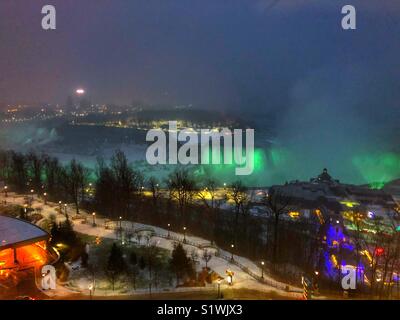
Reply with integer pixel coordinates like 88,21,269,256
1,192,302,299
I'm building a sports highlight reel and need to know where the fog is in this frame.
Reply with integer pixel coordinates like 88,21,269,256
0,0,399,186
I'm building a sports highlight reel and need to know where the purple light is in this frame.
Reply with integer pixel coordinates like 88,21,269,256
367,211,375,219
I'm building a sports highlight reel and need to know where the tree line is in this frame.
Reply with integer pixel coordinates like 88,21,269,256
0,148,322,286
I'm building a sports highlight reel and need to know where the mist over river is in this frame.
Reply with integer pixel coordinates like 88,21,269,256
0,118,399,187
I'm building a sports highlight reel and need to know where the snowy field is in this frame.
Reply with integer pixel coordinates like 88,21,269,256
1,192,303,299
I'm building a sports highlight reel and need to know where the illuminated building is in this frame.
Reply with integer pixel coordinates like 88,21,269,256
269,168,397,222
268,169,397,284
0,216,58,275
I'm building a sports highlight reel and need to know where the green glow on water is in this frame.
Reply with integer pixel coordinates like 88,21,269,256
369,182,386,190
65,142,399,188
352,152,400,188
254,149,266,172
195,146,267,184
194,145,295,186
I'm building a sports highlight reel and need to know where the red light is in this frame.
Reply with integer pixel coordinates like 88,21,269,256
375,247,384,256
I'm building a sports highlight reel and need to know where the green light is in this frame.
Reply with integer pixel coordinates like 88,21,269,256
352,152,400,187
369,182,386,190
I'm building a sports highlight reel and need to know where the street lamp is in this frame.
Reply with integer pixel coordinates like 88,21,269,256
64,203,68,216
92,212,96,227
167,223,171,238
3,186,8,204
119,216,122,229
261,261,265,279
230,244,235,261
58,201,62,212
183,226,187,243
226,269,234,286
43,192,47,205
88,283,93,300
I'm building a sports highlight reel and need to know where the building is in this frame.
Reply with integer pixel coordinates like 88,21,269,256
271,168,397,223
269,169,399,284
0,215,58,274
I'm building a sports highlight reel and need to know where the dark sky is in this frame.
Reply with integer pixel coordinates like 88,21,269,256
0,0,399,110
0,0,399,183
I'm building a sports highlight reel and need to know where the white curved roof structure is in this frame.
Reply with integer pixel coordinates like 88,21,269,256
0,215,49,250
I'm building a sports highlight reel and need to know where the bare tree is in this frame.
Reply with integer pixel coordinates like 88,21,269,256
64,159,88,215
111,150,142,218
0,150,11,183
147,176,160,207
10,151,27,192
197,179,223,243
166,168,197,226
42,155,64,201
27,151,44,195
263,187,292,266
226,181,249,243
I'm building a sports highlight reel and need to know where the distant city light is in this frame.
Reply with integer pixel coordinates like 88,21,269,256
76,88,85,95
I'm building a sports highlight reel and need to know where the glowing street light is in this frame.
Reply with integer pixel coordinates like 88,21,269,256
92,212,96,227
64,203,68,216
119,216,123,229
3,186,8,204
230,244,235,261
261,261,265,279
167,223,171,238
88,283,93,300
183,226,187,243
43,192,47,205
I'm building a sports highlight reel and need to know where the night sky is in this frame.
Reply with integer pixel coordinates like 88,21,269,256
1,1,400,184
0,0,399,110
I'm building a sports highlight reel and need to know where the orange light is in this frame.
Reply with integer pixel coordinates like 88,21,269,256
288,211,300,219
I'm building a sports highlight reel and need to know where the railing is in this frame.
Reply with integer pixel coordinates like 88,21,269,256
74,215,299,294
214,251,299,292
154,232,298,293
